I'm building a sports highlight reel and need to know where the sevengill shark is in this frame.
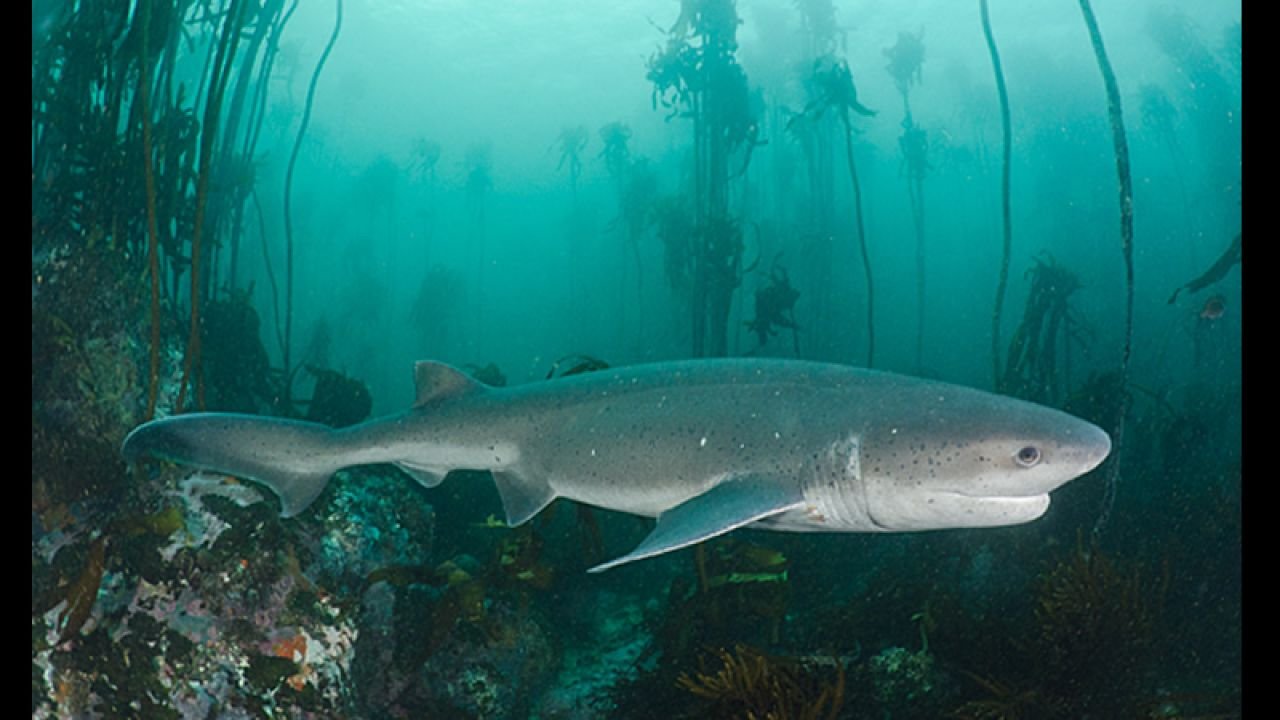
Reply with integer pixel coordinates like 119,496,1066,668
122,359,1111,572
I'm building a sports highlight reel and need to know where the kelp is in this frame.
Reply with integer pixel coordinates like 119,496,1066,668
999,254,1088,405
745,260,801,354
1167,232,1241,304
794,56,877,366
33,0,300,417
981,0,1015,389
677,644,845,720
1077,0,1135,538
647,0,759,357
899,113,930,370
282,0,344,410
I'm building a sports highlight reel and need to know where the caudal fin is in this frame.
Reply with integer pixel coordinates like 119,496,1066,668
122,413,344,517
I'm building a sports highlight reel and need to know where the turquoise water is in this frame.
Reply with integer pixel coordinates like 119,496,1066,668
32,0,1240,717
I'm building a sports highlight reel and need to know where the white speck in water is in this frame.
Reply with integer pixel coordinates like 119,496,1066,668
590,448,597,457
699,436,708,448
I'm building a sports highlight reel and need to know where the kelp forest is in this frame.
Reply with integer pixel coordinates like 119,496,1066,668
33,0,1241,717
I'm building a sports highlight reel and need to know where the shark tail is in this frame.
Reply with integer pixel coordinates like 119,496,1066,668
122,413,346,517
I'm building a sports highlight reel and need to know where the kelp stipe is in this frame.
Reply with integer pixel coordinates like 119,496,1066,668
1077,0,1135,537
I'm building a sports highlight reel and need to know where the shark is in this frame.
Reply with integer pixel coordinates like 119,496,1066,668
122,359,1111,573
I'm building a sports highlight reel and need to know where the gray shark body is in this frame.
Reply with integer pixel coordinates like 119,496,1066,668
122,359,1111,572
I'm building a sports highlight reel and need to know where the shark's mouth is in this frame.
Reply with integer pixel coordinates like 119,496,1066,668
941,489,1051,501
940,491,1053,525
866,489,1052,531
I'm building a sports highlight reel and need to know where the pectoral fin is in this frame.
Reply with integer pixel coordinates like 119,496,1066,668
588,474,805,573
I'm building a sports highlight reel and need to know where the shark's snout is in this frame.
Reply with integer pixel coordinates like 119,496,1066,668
1082,423,1113,472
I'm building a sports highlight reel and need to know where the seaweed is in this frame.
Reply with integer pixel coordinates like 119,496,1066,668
647,0,759,357
1032,537,1165,715
1168,232,1241,305
884,30,926,107
199,289,276,413
545,354,611,379
410,137,442,246
53,536,108,645
34,0,297,423
949,537,1167,719
899,112,930,370
745,259,801,354
999,254,1089,405
1077,0,1136,539
676,644,845,720
794,55,877,366
600,122,659,328
282,0,343,410
981,0,1015,388
304,365,373,428
556,125,589,193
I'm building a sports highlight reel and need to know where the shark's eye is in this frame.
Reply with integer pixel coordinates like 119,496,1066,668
1015,446,1042,467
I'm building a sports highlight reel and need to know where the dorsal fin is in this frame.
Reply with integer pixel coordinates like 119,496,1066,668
413,361,485,407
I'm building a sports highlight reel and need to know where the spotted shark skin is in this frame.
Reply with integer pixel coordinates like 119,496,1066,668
122,359,1111,572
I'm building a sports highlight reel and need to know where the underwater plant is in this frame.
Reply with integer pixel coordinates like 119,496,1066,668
303,366,372,428
354,154,401,241
652,193,697,294
676,644,845,720
544,354,611,379
411,137,442,182
409,137,443,247
884,29,925,113
646,0,760,357
899,112,930,371
999,254,1089,405
947,536,1167,719
745,259,801,355
1167,231,1241,305
555,125,589,198
199,289,275,413
1077,0,1135,539
1032,537,1165,715
283,0,343,411
599,122,658,306
794,55,877,367
598,121,632,179
980,0,1015,390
